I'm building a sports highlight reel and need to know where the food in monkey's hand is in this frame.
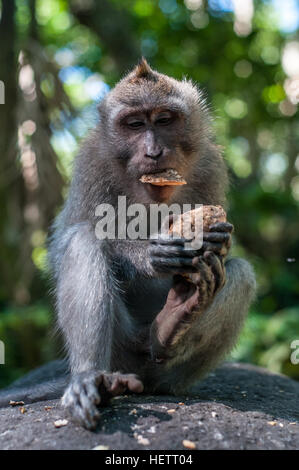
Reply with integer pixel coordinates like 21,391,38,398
139,168,187,186
169,205,227,238
169,205,227,284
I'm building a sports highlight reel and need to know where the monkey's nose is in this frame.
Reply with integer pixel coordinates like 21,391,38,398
145,149,163,159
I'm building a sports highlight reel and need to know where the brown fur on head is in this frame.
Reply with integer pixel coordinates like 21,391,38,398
127,57,158,83
103,57,204,113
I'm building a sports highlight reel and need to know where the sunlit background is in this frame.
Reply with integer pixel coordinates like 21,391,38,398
0,0,298,386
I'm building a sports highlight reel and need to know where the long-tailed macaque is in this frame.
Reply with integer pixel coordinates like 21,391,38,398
1,60,256,429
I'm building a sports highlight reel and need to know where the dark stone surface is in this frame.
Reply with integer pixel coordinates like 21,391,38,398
0,362,298,450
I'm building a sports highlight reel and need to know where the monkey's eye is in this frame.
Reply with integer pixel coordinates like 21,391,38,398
127,119,145,130
155,114,174,126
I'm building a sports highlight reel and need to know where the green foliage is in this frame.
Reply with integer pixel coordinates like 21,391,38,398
233,308,299,380
0,304,60,388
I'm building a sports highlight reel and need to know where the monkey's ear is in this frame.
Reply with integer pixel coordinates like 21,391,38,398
129,57,157,82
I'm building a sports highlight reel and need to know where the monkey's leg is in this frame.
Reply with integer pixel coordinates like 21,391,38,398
147,256,256,393
56,225,143,429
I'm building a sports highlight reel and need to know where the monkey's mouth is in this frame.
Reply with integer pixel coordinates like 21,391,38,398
139,168,186,186
139,166,175,175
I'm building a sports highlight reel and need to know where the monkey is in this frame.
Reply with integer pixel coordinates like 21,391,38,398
0,59,256,429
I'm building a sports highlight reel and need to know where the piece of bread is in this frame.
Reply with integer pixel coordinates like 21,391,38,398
169,205,227,284
169,205,226,239
140,169,187,186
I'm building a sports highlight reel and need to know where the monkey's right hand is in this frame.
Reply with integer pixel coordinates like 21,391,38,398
62,371,144,430
149,237,201,275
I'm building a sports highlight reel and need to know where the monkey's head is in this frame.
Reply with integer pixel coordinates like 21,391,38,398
98,59,210,203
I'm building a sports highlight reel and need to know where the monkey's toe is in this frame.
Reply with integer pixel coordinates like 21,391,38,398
108,372,144,395
62,389,101,430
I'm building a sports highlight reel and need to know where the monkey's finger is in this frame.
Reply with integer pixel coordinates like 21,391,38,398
209,222,234,233
113,376,144,394
109,378,127,395
73,401,99,430
193,256,215,301
101,373,114,391
152,257,196,266
109,374,144,395
151,257,199,272
79,389,101,424
203,232,231,243
125,376,144,393
84,380,101,405
108,373,129,394
150,245,200,258
201,241,223,254
150,237,193,246
202,260,215,299
204,251,225,293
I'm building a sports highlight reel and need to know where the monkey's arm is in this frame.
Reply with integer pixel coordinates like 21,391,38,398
107,217,233,281
56,224,113,373
145,256,256,393
53,224,143,429
112,239,157,279
113,236,205,281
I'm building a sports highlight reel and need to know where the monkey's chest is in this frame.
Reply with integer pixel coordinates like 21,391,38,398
124,278,172,326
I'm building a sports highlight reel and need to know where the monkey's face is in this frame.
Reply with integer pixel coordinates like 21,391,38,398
99,59,204,203
111,106,194,203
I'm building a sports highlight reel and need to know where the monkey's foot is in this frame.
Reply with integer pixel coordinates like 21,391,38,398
150,252,225,362
62,371,143,430
150,275,199,362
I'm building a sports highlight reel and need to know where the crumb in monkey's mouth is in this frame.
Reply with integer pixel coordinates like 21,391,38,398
139,168,187,186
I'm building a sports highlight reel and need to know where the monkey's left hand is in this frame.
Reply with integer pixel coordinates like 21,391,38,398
201,222,234,258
